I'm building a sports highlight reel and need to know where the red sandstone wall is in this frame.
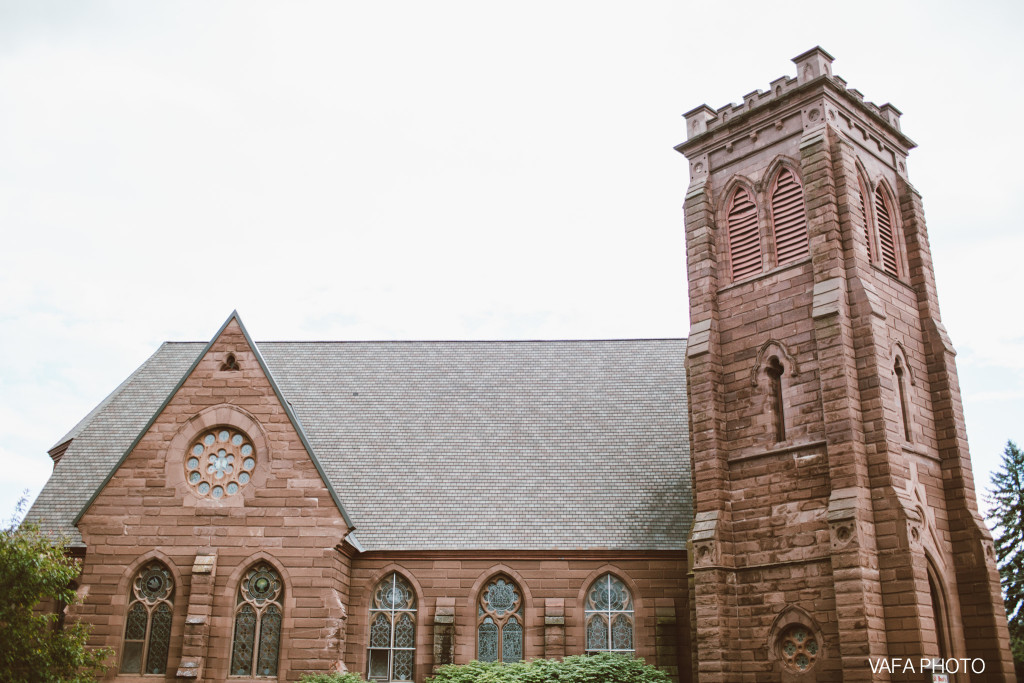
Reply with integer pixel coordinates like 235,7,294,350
74,320,352,682
344,553,691,682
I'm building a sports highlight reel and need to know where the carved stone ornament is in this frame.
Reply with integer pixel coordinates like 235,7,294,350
829,522,855,550
693,541,717,568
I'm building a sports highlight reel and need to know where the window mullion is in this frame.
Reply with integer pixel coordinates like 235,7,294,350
142,603,153,671
252,605,262,675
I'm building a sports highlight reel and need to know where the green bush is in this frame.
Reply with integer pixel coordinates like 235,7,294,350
0,500,111,683
427,653,671,683
298,672,367,683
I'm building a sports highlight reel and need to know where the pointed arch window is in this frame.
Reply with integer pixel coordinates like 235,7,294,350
230,563,283,677
727,186,762,281
894,357,912,442
367,572,417,682
766,357,786,443
120,561,174,675
857,181,873,261
874,187,899,277
477,575,524,663
584,573,634,654
770,168,809,265
927,562,951,660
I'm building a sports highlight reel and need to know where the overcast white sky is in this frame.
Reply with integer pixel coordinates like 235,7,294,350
2,1,1022,524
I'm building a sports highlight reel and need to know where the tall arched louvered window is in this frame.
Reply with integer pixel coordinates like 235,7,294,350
367,572,417,682
584,573,634,654
770,169,809,265
477,575,524,663
230,563,283,677
120,561,174,675
874,187,899,277
727,186,762,281
858,181,873,261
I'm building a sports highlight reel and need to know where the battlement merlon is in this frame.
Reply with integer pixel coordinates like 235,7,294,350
675,46,915,158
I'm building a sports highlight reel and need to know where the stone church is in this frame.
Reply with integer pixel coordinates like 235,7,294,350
26,48,1014,681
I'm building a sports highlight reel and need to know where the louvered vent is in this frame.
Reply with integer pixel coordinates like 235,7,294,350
858,188,872,260
770,169,809,265
727,187,762,280
874,188,898,276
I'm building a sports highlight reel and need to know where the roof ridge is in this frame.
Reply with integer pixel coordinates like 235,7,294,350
176,337,689,344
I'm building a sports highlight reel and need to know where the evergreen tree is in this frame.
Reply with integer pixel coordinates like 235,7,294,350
989,440,1024,660
0,499,110,682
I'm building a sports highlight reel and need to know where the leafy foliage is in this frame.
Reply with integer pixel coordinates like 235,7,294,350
0,499,110,682
427,653,671,683
298,673,367,683
989,440,1024,661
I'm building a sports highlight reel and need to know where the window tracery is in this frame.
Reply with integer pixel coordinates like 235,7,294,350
120,561,174,675
185,427,255,499
230,563,283,677
779,624,818,673
584,573,634,654
477,575,524,663
367,572,417,682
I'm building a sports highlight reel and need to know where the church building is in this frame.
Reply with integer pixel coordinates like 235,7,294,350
26,48,1014,682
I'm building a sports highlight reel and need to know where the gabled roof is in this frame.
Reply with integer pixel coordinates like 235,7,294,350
26,333,692,551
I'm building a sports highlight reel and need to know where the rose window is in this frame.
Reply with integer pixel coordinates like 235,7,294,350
779,625,818,672
185,427,255,499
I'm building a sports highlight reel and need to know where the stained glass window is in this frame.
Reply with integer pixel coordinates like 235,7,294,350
367,572,417,682
584,574,634,654
477,575,524,663
185,426,256,500
779,625,818,672
120,561,174,675
230,563,283,677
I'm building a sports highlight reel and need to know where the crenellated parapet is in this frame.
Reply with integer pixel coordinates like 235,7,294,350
677,47,915,185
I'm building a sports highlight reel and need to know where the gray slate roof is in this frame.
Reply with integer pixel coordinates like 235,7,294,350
26,339,692,551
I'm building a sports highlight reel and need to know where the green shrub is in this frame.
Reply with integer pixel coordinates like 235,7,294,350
298,672,367,683
0,500,111,683
427,653,671,683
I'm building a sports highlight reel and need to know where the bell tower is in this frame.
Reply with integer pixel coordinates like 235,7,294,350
676,48,1013,681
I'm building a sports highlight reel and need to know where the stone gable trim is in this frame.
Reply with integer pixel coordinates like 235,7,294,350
72,310,355,531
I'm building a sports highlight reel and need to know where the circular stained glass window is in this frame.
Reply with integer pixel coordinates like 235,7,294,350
186,427,255,499
242,564,282,604
136,563,173,602
779,625,818,673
